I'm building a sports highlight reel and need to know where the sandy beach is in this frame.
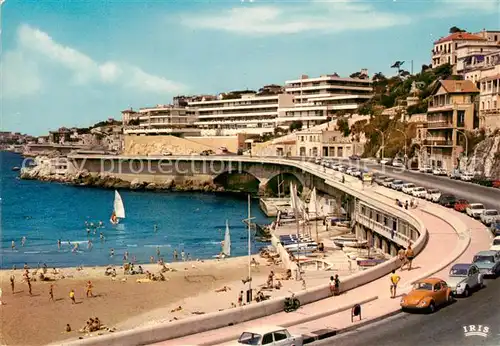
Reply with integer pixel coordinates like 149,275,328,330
0,256,285,346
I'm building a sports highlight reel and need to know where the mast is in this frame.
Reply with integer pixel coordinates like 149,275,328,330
246,194,254,302
290,183,302,280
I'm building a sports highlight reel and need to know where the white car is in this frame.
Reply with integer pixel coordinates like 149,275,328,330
390,180,404,190
235,326,304,346
490,236,500,251
314,158,322,164
380,158,391,165
480,209,500,225
402,183,416,194
351,170,362,178
419,165,433,173
461,172,475,181
392,160,404,168
425,188,441,202
447,263,483,297
466,203,486,218
433,168,447,176
412,187,427,198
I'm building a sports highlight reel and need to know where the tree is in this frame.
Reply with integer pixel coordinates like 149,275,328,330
449,26,466,34
289,120,303,132
336,118,350,137
391,61,405,76
372,72,387,82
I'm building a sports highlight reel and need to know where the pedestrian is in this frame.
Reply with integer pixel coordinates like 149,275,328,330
238,290,243,306
404,200,409,210
86,281,93,298
173,249,178,261
27,277,32,296
58,239,62,249
334,274,340,295
181,249,185,261
21,236,26,247
156,246,161,258
398,248,408,270
405,245,415,270
110,248,114,257
329,276,335,295
11,240,15,251
49,284,54,301
150,256,155,263
390,270,400,298
69,289,76,304
10,275,15,293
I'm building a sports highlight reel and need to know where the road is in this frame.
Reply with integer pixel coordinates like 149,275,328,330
311,277,500,346
297,158,500,210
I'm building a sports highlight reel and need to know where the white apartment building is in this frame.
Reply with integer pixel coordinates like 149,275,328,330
123,105,200,136
280,73,373,127
189,92,294,136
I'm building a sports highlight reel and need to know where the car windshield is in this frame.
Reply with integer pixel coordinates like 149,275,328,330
493,239,500,246
238,332,262,345
450,268,467,276
472,205,484,209
486,210,498,215
406,184,415,188
474,255,495,263
429,189,440,194
414,282,433,290
393,180,403,184
415,188,425,191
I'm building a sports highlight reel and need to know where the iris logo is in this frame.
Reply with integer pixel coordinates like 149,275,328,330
462,325,490,338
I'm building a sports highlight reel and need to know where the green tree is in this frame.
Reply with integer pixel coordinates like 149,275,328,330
289,120,303,132
449,26,466,33
336,118,350,137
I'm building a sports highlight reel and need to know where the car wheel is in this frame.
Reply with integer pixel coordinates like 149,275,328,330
463,287,470,297
447,294,453,304
428,301,436,313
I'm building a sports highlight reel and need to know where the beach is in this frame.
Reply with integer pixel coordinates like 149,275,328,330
0,256,287,346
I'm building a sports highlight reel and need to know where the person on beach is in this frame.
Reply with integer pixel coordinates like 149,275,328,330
43,263,48,274
390,270,400,298
173,249,178,261
69,289,76,304
150,256,155,263
88,240,93,250
72,243,79,253
86,228,91,236
154,224,158,232
181,250,185,261
100,232,104,242
57,239,62,249
49,284,54,301
156,247,161,258
124,251,129,261
21,236,26,247
110,248,114,257
405,245,415,270
86,281,93,298
27,276,32,296
10,275,15,293
99,221,103,228
23,262,29,270
11,240,15,250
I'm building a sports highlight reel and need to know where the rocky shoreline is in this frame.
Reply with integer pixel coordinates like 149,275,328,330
19,158,225,193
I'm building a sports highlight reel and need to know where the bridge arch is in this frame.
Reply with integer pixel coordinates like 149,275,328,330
213,170,261,193
265,172,304,197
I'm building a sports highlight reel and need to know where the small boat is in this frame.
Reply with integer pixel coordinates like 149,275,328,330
357,258,386,267
214,220,231,259
11,166,20,171
343,240,368,248
110,190,125,225
332,234,357,247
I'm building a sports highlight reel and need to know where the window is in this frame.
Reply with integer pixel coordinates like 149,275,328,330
262,334,273,345
273,331,289,341
434,282,442,291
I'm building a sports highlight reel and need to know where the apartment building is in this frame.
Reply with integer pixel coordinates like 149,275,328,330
280,73,373,127
188,92,294,136
296,127,363,158
423,80,479,170
123,105,200,136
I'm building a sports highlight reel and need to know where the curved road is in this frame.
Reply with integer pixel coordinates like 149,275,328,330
311,277,500,346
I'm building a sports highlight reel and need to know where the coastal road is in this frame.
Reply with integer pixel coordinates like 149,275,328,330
310,277,500,346
291,157,500,209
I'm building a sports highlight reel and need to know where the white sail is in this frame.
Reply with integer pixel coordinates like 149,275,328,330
289,182,296,211
308,188,317,215
223,220,231,256
114,190,126,219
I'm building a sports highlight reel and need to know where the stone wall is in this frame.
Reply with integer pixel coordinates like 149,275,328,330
463,135,500,178
123,135,217,156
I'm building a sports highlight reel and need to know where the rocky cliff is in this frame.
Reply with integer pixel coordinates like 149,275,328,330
124,135,217,156
464,135,500,179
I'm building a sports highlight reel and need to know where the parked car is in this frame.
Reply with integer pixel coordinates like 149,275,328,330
380,158,392,165
400,277,452,313
382,178,395,187
454,199,470,213
390,180,404,190
314,157,322,164
438,194,457,208
349,155,361,160
346,167,355,175
447,264,483,297
472,176,494,187
392,160,404,168
351,169,362,178
448,169,462,179
402,183,416,194
461,172,475,181
419,165,433,173
236,326,304,346
491,221,500,237
337,165,347,173
493,180,500,189
466,203,485,218
472,250,500,277
432,168,447,176
490,236,500,251
480,209,500,225
412,187,427,198
425,189,441,202
374,175,387,184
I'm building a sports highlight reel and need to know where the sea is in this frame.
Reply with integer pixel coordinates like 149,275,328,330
0,151,272,269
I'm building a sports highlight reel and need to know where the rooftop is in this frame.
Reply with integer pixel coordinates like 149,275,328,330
438,80,479,94
434,32,487,44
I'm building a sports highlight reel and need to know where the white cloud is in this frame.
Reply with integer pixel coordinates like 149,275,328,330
3,24,186,98
181,1,412,35
3,50,42,99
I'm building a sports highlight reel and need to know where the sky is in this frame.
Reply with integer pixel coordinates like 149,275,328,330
1,0,499,136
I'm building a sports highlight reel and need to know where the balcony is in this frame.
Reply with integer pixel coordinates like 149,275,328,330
423,139,454,146
425,121,453,129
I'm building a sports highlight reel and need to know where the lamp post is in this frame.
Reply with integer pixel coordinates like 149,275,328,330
395,129,408,167
243,194,255,303
374,128,385,160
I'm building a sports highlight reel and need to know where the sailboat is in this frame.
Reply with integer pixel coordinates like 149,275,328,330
110,190,126,225
215,220,231,259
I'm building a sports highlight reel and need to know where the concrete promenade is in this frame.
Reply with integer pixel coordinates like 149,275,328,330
153,181,490,346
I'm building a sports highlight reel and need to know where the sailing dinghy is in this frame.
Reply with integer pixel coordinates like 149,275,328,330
214,220,231,258
110,190,126,225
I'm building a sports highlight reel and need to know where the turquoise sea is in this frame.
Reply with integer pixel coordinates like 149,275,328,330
0,152,271,268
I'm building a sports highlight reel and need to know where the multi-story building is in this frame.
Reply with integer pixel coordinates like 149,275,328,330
423,80,479,170
189,92,294,136
479,74,500,130
280,73,373,127
123,105,200,136
295,127,363,158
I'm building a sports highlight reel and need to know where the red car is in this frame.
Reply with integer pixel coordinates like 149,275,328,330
454,199,470,213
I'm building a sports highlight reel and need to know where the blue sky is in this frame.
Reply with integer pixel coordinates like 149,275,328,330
2,0,499,135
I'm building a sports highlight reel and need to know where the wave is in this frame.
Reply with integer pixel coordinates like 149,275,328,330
23,251,41,254
126,244,138,247
144,244,171,248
